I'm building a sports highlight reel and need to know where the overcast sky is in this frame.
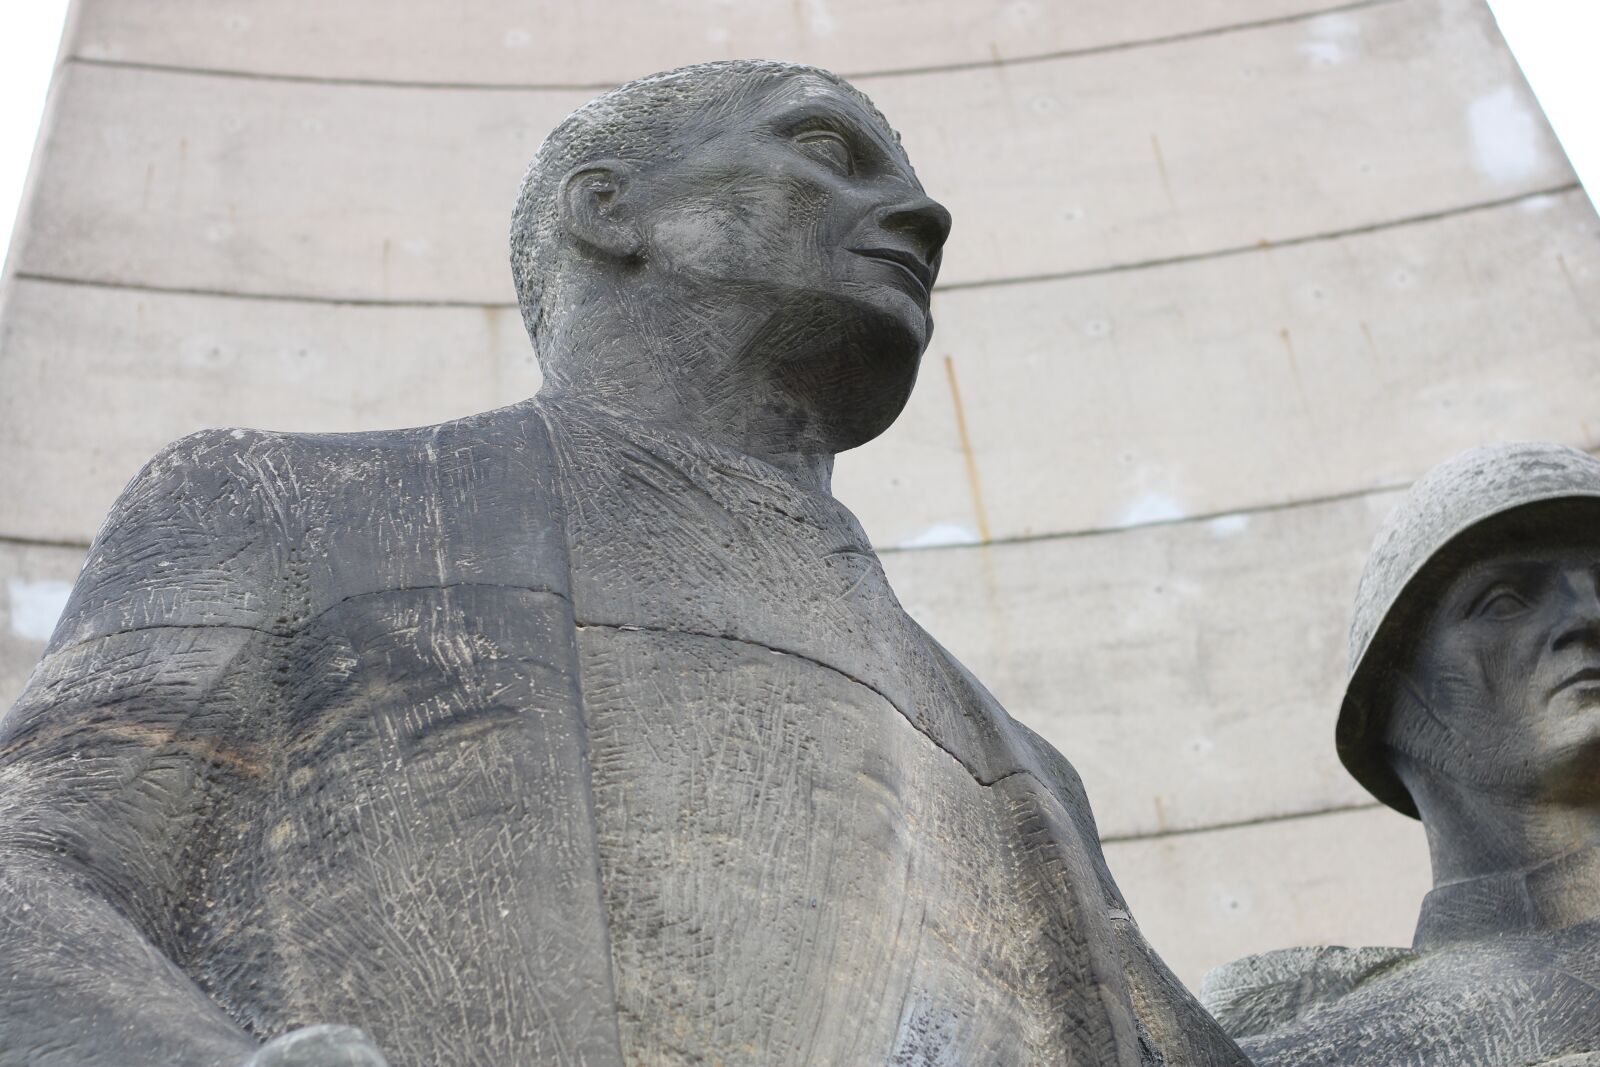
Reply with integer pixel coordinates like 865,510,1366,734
0,1,69,274
1,3,1596,266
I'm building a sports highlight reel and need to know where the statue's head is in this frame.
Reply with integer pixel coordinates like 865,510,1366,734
510,60,951,453
1339,443,1600,822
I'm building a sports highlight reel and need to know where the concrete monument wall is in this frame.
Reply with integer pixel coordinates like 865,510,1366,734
3,0,1597,987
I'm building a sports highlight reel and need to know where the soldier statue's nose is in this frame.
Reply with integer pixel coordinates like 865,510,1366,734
1552,568,1600,653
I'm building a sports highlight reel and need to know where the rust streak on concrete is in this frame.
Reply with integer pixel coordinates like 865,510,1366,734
1150,133,1175,209
943,354,992,544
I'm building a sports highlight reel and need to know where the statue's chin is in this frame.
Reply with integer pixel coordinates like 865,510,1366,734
767,296,926,453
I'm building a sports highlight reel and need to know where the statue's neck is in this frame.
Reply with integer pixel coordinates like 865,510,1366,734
1415,833,1600,950
536,386,836,497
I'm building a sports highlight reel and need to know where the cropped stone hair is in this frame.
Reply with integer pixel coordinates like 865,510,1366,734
508,59,901,357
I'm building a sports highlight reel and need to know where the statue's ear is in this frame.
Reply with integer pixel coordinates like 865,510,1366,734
559,161,642,261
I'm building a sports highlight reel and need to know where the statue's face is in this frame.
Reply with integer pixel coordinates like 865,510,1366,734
1400,538,1600,803
635,72,951,449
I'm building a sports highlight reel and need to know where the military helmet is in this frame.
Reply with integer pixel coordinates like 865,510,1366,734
1338,441,1600,817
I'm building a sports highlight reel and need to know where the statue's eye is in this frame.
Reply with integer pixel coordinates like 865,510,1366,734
796,131,854,175
1472,587,1531,620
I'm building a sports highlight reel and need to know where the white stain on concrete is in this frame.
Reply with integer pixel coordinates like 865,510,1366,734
801,0,836,35
1207,513,1251,537
1116,492,1186,528
1005,0,1040,25
6,579,72,642
1299,40,1347,66
1299,14,1361,66
1468,86,1545,184
899,523,980,549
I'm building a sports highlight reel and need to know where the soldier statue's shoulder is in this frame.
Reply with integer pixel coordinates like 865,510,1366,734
1199,944,1415,1041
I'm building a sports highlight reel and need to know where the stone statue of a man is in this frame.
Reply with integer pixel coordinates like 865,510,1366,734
0,61,1247,1066
1201,442,1600,1067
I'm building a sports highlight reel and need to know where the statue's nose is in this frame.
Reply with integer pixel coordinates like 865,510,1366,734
1552,570,1600,652
880,196,953,267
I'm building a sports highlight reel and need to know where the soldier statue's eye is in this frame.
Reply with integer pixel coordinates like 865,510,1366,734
795,131,854,175
1471,586,1531,620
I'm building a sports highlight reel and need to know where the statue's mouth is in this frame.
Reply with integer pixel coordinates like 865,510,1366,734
849,246,934,300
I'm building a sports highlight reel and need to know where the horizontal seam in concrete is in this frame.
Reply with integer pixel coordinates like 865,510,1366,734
10,443,1600,556
1100,800,1385,846
60,0,1402,93
0,533,93,551
7,272,498,309
11,182,1580,312
880,444,1600,557
847,0,1402,80
3,481,1401,557
877,481,1411,556
937,182,1585,293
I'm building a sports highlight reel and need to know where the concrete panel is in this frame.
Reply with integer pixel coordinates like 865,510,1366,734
69,0,1354,86
942,188,1600,541
9,190,1597,550
15,0,1569,302
0,542,86,712
843,189,1600,548
883,489,1404,840
10,64,579,306
1105,806,1431,990
0,278,540,542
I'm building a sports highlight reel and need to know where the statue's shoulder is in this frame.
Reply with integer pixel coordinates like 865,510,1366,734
133,400,553,516
163,399,543,473
1199,944,1415,1041
1007,720,1091,805
51,426,309,652
58,403,559,651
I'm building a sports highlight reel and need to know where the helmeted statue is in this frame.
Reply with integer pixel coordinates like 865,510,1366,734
0,60,1247,1067
1202,441,1600,1067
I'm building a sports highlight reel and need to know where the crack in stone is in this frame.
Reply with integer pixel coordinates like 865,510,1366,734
47,581,571,657
574,618,1041,793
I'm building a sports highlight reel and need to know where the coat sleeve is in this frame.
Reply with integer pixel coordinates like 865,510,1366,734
0,430,286,1067
1013,723,1253,1067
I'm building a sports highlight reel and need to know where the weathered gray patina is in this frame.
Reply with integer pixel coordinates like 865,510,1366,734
1203,442,1600,1067
0,61,1246,1066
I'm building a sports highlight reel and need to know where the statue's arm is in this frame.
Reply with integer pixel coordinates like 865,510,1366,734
1013,723,1252,1067
1109,913,1255,1067
0,436,381,1066
0,439,260,1063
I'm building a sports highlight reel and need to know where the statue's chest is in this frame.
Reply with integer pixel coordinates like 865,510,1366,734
576,624,1094,1066
554,414,1024,781
549,414,1132,1063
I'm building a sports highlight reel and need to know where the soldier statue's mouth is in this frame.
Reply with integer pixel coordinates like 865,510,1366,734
849,246,934,299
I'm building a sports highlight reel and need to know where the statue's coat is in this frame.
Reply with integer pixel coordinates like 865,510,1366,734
0,397,1240,1066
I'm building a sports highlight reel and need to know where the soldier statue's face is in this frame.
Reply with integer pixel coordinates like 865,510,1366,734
1400,539,1600,803
631,73,952,448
